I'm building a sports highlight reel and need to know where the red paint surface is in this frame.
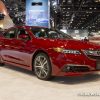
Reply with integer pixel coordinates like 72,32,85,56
0,26,100,76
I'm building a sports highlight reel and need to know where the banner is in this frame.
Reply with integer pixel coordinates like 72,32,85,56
26,0,50,28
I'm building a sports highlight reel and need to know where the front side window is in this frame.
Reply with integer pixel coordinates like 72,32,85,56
31,27,72,39
31,28,47,38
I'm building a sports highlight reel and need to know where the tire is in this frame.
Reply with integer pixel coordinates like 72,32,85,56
0,63,4,66
0,56,4,66
33,53,52,80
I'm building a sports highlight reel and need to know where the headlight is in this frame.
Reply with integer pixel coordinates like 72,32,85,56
53,47,81,54
83,50,100,56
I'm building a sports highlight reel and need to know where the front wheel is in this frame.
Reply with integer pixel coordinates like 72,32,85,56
33,53,52,80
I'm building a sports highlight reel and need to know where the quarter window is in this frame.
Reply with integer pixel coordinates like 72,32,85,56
4,28,16,38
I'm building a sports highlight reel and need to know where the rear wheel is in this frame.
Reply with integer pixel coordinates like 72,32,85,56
0,56,4,66
0,63,4,66
33,53,52,80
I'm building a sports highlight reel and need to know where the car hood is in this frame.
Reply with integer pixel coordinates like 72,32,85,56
53,39,100,50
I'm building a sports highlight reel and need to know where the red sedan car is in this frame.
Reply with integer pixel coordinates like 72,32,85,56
0,26,100,80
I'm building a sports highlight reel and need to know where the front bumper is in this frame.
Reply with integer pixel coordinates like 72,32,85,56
62,64,91,72
52,58,100,76
50,50,100,76
56,62,100,76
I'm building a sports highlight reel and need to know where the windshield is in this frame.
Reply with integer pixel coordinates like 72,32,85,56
55,30,73,39
31,27,73,39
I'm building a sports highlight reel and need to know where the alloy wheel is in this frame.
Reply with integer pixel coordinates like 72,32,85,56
34,53,52,80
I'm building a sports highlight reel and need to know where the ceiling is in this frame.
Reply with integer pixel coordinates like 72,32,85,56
0,0,100,32
1,0,25,25
50,0,100,32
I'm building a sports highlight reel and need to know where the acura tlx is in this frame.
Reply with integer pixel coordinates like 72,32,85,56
0,26,100,80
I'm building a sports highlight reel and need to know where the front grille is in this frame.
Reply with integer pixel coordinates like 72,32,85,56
88,55,100,60
62,65,90,72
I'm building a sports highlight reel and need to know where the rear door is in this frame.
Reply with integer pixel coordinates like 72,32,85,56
1,27,36,67
1,27,17,62
9,28,35,67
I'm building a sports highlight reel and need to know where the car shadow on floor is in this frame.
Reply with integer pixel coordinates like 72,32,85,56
51,74,100,84
4,64,34,76
4,64,100,85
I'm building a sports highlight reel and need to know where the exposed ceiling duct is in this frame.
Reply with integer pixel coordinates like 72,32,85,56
50,0,100,32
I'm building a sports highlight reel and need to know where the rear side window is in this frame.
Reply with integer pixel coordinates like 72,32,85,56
4,28,16,38
17,29,31,40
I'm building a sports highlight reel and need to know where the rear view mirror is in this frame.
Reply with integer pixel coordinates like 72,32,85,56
84,37,89,42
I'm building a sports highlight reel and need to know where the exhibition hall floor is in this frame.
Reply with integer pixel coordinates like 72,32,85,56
0,65,100,100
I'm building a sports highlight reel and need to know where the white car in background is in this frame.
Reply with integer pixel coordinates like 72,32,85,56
89,35,100,44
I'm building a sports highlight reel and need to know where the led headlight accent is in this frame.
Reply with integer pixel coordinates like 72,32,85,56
84,50,100,56
53,47,81,54
53,47,63,53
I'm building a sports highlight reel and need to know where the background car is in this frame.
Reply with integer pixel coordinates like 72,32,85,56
0,26,100,80
89,35,100,45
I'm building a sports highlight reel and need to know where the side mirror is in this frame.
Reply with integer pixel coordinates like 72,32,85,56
84,38,89,42
18,34,29,40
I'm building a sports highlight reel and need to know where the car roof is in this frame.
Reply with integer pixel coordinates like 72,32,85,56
15,26,49,30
